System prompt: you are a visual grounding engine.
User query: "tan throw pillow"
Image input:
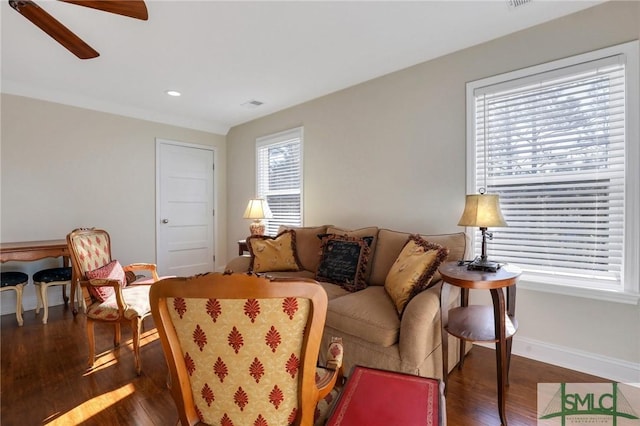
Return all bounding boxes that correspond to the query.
[277,225,330,272]
[247,230,302,273]
[384,235,449,316]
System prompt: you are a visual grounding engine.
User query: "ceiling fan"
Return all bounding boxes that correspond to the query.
[8,0,148,59]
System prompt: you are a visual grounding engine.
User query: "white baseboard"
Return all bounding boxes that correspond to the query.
[476,337,640,383]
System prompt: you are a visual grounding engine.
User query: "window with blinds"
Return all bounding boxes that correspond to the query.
[467,41,639,292]
[256,127,303,236]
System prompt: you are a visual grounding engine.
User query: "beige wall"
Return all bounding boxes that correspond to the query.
[1,94,227,311]
[226,1,639,378]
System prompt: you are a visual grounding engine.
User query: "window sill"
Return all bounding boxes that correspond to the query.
[517,279,640,305]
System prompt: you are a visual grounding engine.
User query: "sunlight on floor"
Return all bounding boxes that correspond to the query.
[82,351,120,375]
[44,383,135,425]
[82,329,160,375]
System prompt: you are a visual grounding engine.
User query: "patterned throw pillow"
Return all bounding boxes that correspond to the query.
[247,230,302,273]
[277,225,330,272]
[384,235,449,316]
[86,260,126,302]
[316,234,373,292]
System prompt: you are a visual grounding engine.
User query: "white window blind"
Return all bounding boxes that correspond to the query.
[256,128,303,236]
[467,42,639,293]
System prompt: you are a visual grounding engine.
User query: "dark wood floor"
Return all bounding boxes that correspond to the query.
[1,304,607,426]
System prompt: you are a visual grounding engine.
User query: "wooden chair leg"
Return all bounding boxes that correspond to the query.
[15,285,24,327]
[114,323,121,347]
[86,319,96,368]
[77,288,87,313]
[40,284,50,324]
[132,318,143,375]
[35,284,43,315]
[62,283,69,306]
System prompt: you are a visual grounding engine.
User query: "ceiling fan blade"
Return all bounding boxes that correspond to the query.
[9,0,99,59]
[59,0,148,20]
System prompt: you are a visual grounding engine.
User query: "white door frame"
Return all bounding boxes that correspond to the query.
[155,138,217,274]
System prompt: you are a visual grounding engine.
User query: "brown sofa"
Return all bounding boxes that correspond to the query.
[225,225,469,380]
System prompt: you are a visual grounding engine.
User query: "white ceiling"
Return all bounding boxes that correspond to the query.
[1,0,605,135]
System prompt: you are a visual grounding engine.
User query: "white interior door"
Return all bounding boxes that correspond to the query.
[157,139,215,277]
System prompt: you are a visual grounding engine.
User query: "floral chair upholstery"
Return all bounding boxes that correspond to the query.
[150,272,344,426]
[66,227,160,374]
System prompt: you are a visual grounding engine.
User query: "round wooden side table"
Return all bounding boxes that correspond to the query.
[438,261,521,426]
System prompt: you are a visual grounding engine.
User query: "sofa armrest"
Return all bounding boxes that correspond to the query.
[398,286,441,368]
[398,282,460,369]
[225,256,251,273]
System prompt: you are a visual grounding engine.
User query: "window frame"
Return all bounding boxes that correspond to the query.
[255,127,304,236]
[465,41,639,304]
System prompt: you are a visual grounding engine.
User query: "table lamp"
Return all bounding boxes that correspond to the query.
[243,198,273,236]
[458,191,507,272]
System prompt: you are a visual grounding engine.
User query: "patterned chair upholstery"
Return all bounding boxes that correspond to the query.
[150,272,344,426]
[66,228,160,375]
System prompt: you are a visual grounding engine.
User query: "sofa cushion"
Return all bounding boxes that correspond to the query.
[317,281,352,300]
[326,286,400,348]
[86,284,151,320]
[247,230,302,273]
[316,234,372,292]
[326,226,379,281]
[370,229,467,286]
[258,270,317,281]
[278,225,330,272]
[384,235,449,316]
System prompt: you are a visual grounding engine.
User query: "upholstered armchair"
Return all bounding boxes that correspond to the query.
[150,272,344,426]
[66,228,160,375]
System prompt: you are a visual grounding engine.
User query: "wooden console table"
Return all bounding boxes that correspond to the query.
[0,239,74,310]
[0,240,68,263]
[439,261,521,426]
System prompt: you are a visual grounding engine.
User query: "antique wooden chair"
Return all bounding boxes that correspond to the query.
[150,272,344,426]
[0,271,28,326]
[33,266,73,324]
[66,228,160,374]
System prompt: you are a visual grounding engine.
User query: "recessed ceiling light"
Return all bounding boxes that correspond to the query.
[166,90,181,97]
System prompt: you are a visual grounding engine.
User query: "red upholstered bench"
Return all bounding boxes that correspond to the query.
[326,366,445,425]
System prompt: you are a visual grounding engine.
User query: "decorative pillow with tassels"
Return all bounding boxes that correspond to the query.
[316,234,373,292]
[384,235,449,316]
[247,230,302,273]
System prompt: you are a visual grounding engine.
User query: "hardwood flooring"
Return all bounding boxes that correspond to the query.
[1,304,607,425]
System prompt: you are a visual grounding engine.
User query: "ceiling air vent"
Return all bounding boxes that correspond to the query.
[507,0,532,9]
[241,99,264,109]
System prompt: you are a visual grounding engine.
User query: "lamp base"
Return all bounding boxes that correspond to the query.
[465,257,503,272]
[249,220,265,236]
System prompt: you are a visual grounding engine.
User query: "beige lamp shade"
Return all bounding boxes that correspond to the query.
[458,194,507,228]
[243,198,273,236]
[243,198,273,220]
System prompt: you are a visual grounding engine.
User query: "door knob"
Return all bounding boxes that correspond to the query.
[161,219,169,224]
